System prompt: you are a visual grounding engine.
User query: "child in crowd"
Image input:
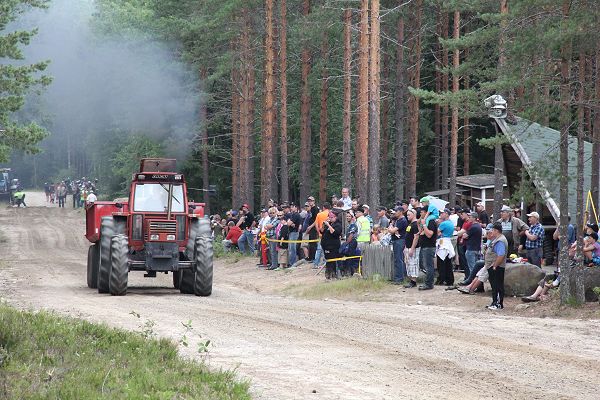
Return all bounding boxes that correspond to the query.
[420,196,439,225]
[371,225,381,244]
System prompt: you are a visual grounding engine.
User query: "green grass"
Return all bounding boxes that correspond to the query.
[283,275,392,300]
[0,304,251,400]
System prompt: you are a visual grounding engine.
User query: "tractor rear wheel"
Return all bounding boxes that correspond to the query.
[109,234,129,296]
[86,244,99,289]
[193,218,213,296]
[98,217,125,293]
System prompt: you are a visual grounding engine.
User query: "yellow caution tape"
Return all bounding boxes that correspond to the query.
[265,237,321,243]
[322,255,363,263]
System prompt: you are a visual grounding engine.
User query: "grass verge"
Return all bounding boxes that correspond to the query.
[0,303,251,400]
[283,275,392,300]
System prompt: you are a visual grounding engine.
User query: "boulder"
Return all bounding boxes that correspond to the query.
[503,263,546,297]
[584,266,600,302]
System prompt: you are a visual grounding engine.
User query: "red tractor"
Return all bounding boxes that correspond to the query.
[85,158,213,296]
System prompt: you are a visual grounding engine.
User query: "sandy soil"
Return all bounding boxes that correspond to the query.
[1,192,599,400]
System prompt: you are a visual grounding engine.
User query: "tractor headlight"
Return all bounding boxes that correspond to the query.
[150,234,159,241]
[166,234,175,241]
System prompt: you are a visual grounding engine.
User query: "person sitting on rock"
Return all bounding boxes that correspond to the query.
[522,274,560,302]
[582,232,600,264]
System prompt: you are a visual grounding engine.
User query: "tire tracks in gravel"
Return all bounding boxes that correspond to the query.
[1,193,599,400]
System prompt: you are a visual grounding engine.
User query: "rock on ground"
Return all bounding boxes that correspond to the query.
[504,263,546,297]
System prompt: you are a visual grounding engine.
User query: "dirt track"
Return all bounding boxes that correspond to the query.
[1,192,599,399]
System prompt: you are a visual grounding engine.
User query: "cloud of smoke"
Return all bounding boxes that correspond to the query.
[17,0,199,161]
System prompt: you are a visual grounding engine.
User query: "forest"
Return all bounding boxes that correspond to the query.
[2,0,599,219]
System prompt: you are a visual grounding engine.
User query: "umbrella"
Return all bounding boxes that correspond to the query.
[427,196,448,211]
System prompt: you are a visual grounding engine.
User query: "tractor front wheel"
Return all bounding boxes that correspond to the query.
[98,217,124,293]
[87,244,99,289]
[109,234,129,296]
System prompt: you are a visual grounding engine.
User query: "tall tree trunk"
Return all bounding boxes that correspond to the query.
[356,0,369,202]
[299,0,312,202]
[231,68,240,209]
[394,16,405,201]
[559,0,575,305]
[199,68,210,213]
[247,64,256,210]
[441,11,449,190]
[449,10,460,207]
[279,0,289,203]
[381,52,390,206]
[573,51,587,303]
[463,50,470,176]
[319,37,329,204]
[239,23,250,207]
[368,0,381,212]
[494,0,509,221]
[406,0,423,197]
[593,44,600,210]
[261,0,275,207]
[433,9,442,191]
[342,8,353,192]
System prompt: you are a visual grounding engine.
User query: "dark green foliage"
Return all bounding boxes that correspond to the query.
[0,0,51,162]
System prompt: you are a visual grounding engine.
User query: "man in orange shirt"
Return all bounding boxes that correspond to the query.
[313,202,331,268]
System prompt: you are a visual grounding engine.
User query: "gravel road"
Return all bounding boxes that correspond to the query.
[1,192,599,399]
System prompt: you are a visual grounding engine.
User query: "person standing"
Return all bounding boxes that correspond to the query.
[313,202,331,268]
[403,208,421,288]
[320,211,342,279]
[496,205,528,255]
[355,206,371,251]
[236,203,256,255]
[524,211,545,267]
[418,207,437,290]
[340,187,352,209]
[475,202,489,225]
[463,212,482,281]
[485,223,508,310]
[375,206,390,228]
[389,206,408,284]
[305,196,320,261]
[57,182,67,208]
[287,203,302,266]
[436,208,455,286]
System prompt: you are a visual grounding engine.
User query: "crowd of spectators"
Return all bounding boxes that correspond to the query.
[44,177,98,208]
[209,190,597,309]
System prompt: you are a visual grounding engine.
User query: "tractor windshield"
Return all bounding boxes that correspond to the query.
[133,183,185,212]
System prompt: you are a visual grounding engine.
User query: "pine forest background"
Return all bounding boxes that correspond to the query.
[4,0,600,217]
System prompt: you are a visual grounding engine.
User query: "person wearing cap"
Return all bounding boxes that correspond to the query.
[388,206,408,284]
[585,222,599,236]
[355,206,371,251]
[419,196,439,225]
[475,202,489,225]
[403,208,421,288]
[524,211,544,267]
[583,232,600,262]
[458,212,482,282]
[496,205,529,255]
[305,196,320,261]
[417,207,437,290]
[320,210,343,279]
[376,206,390,229]
[485,222,508,310]
[287,203,303,266]
[436,208,456,286]
[236,203,256,255]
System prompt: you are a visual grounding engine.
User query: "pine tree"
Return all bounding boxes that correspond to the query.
[0,0,51,162]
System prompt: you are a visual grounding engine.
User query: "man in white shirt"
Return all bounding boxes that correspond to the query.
[340,187,352,210]
[86,191,97,206]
